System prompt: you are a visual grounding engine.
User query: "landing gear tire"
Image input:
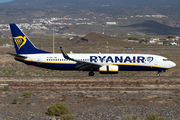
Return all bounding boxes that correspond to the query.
[157,73,160,77]
[89,71,94,76]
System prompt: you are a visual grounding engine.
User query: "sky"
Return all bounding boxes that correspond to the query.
[0,0,13,3]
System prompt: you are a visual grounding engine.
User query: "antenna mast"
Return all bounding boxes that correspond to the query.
[106,39,109,53]
[53,28,54,53]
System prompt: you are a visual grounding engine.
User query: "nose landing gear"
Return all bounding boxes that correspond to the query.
[157,70,166,77]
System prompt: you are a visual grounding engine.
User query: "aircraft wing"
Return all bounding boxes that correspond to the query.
[60,47,102,70]
[7,52,27,59]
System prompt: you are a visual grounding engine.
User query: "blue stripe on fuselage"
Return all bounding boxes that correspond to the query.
[15,58,168,71]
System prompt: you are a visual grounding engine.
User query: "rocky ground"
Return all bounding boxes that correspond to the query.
[0,77,180,120]
[0,40,180,120]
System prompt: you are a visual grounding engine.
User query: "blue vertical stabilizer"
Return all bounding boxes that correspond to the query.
[9,23,50,54]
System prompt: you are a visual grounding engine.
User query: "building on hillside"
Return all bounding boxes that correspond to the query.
[127,40,139,43]
[2,44,12,48]
[157,42,163,45]
[175,36,179,39]
[149,38,159,44]
[170,38,176,41]
[171,42,177,46]
[104,22,117,25]
[78,35,86,37]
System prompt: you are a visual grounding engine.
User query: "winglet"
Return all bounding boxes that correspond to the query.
[60,47,70,59]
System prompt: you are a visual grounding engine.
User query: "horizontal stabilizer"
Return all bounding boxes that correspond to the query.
[7,52,27,59]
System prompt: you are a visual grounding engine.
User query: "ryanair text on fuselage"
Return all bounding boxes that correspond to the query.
[90,56,153,63]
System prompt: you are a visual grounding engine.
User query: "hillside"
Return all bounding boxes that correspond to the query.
[1,0,180,18]
[121,20,180,35]
[84,32,115,43]
[1,0,180,17]
[0,0,180,36]
[3,0,180,7]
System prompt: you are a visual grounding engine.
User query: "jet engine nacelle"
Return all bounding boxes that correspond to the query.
[99,65,119,74]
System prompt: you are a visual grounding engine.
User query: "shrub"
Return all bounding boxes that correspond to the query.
[23,91,32,97]
[128,37,139,40]
[12,97,19,104]
[155,80,159,83]
[145,114,165,120]
[2,118,11,120]
[2,85,9,91]
[120,114,143,120]
[31,114,36,118]
[167,36,175,38]
[46,103,70,116]
[61,114,76,120]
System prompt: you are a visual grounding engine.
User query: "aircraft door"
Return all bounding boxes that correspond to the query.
[37,56,41,65]
[154,57,158,65]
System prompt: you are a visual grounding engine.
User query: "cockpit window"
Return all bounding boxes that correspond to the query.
[163,59,169,61]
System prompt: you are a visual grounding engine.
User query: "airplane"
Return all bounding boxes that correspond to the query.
[8,23,176,76]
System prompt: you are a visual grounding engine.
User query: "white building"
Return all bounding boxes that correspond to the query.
[171,42,177,46]
[149,38,159,44]
[104,22,117,25]
[3,44,12,47]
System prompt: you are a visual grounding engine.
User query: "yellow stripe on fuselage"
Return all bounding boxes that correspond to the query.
[100,70,118,72]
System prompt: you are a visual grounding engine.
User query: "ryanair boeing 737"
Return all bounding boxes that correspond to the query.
[8,23,176,76]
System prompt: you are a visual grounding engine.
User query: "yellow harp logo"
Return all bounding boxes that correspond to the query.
[13,36,27,50]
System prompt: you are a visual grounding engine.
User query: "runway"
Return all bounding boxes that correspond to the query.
[0,76,180,78]
[0,76,179,90]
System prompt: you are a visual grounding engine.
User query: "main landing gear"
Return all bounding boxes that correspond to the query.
[89,71,95,76]
[157,73,160,77]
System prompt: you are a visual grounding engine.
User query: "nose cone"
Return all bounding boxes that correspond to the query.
[170,61,176,68]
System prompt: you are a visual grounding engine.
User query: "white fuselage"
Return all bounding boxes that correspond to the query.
[16,53,176,71]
